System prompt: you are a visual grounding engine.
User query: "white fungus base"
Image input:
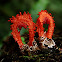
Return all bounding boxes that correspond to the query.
[40,37,55,48]
[20,41,39,52]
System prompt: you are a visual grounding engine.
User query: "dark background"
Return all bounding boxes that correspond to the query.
[0,0,62,49]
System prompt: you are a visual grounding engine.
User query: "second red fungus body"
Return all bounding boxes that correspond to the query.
[36,10,55,39]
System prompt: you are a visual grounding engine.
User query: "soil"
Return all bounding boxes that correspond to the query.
[0,29,62,62]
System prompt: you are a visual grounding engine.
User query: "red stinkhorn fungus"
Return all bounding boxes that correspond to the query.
[36,10,55,39]
[8,12,35,48]
[36,10,55,48]
[8,10,55,49]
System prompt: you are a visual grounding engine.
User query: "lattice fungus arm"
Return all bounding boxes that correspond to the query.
[8,12,35,49]
[36,10,55,48]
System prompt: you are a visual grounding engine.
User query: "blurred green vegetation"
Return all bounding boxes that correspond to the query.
[0,0,62,49]
[21,37,26,44]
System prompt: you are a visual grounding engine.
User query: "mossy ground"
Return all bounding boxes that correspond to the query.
[0,29,62,62]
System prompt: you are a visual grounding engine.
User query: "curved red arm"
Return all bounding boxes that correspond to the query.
[8,12,35,48]
[36,10,55,39]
